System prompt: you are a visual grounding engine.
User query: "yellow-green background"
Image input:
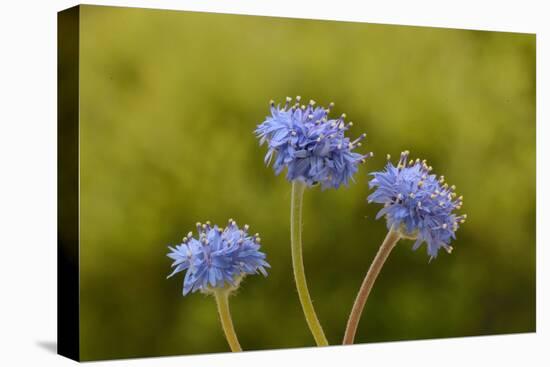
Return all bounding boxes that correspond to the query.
[78,5,536,361]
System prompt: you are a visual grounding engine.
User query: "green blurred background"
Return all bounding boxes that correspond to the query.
[77,5,536,361]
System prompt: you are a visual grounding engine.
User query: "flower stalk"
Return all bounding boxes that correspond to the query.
[343,229,401,344]
[214,289,242,352]
[291,181,329,346]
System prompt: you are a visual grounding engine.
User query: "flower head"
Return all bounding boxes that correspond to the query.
[255,97,372,189]
[167,219,270,295]
[368,151,466,259]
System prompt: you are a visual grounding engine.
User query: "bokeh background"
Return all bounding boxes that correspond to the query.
[77,5,536,361]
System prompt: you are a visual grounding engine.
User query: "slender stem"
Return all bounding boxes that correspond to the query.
[214,289,242,352]
[290,181,329,346]
[343,229,401,344]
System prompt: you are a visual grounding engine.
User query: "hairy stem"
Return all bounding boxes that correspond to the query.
[343,229,401,344]
[214,289,242,352]
[291,180,329,346]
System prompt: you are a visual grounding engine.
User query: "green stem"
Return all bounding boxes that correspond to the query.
[343,229,401,344]
[290,181,329,346]
[214,289,242,352]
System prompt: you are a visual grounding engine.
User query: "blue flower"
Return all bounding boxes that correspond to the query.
[167,219,270,295]
[255,97,372,189]
[368,151,466,259]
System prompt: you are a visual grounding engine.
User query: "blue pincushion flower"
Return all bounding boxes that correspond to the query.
[167,220,270,295]
[255,97,372,189]
[368,151,466,259]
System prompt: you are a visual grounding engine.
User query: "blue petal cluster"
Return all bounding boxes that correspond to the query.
[368,151,466,259]
[255,97,372,189]
[167,220,270,295]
